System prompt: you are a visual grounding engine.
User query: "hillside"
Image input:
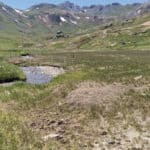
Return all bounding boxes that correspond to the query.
[0,1,149,50]
[48,11,150,50]
[83,3,141,18]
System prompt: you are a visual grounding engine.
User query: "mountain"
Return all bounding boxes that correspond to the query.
[0,2,33,34]
[51,6,150,51]
[0,2,143,35]
[24,2,144,33]
[131,3,150,16]
[82,3,141,18]
[59,1,81,12]
[23,2,119,35]
[1,1,150,49]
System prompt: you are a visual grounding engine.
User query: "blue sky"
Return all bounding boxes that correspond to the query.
[0,0,148,9]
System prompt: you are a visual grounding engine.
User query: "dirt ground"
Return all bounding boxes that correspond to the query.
[23,81,150,149]
[66,82,131,106]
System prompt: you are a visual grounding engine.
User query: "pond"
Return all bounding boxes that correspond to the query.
[20,66,64,84]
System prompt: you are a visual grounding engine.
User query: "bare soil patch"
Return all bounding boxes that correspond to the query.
[0,101,17,111]
[142,21,150,26]
[66,82,131,106]
[66,81,150,107]
[24,81,150,149]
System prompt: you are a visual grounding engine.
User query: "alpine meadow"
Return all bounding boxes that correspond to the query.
[0,1,150,149]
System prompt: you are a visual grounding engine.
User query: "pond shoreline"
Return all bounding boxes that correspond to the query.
[20,66,64,84]
[0,66,64,86]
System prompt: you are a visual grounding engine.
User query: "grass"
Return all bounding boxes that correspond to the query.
[46,13,150,51]
[0,63,26,83]
[0,48,149,149]
[1,12,150,52]
[0,13,150,148]
[0,112,43,150]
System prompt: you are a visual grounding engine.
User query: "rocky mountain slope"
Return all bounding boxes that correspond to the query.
[0,1,146,35]
[1,1,150,49]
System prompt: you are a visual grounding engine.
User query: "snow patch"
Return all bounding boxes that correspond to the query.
[2,7,7,11]
[2,7,9,13]
[137,10,141,14]
[38,15,42,20]
[15,9,27,17]
[75,16,80,20]
[14,9,23,15]
[70,20,77,25]
[42,17,48,24]
[14,19,19,23]
[60,17,67,22]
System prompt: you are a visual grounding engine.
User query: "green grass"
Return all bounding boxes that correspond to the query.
[0,63,26,83]
[0,49,149,149]
[45,13,150,51]
[0,112,43,150]
[0,12,150,148]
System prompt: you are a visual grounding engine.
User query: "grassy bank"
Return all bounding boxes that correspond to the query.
[0,63,26,83]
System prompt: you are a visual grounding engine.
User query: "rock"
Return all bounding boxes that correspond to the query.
[30,122,36,127]
[116,142,121,145]
[57,120,64,125]
[39,125,44,130]
[47,120,56,125]
[42,133,63,141]
[126,127,140,140]
[108,141,116,145]
[134,75,142,81]
[101,131,108,136]
[93,141,99,147]
[58,130,65,134]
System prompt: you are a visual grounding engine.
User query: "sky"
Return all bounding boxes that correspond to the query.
[0,0,148,9]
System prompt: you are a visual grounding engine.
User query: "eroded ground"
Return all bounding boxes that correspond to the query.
[22,81,150,150]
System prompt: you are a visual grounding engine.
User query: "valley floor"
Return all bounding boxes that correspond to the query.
[0,49,150,149]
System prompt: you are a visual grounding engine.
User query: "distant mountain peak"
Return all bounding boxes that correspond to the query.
[111,3,121,6]
[132,3,150,16]
[59,1,81,11]
[0,1,148,37]
[30,3,57,10]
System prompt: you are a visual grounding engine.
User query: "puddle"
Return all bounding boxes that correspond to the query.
[20,66,64,84]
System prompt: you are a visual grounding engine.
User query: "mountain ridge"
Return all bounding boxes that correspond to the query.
[0,1,150,49]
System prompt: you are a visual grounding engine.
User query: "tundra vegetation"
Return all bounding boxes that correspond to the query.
[0,1,150,150]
